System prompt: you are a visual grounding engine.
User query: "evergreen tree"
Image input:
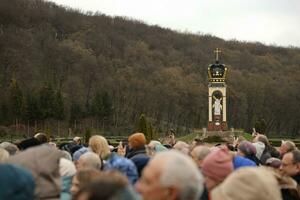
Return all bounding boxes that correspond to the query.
[136,114,157,142]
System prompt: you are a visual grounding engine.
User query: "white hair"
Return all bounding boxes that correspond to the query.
[0,148,9,163]
[79,152,102,170]
[59,158,76,177]
[155,150,204,200]
[173,141,190,155]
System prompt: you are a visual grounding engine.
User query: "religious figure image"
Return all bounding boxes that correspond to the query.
[212,95,222,115]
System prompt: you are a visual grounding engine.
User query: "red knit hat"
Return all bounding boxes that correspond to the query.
[202,148,233,182]
[128,133,146,150]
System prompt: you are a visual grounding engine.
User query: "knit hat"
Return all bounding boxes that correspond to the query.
[238,141,256,157]
[128,133,146,150]
[252,141,265,159]
[154,144,168,152]
[0,164,35,200]
[233,156,256,170]
[202,148,233,182]
[211,167,282,200]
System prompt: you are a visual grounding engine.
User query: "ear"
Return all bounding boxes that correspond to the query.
[166,186,180,200]
[296,163,300,172]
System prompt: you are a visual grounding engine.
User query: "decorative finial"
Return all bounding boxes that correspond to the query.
[214,48,222,61]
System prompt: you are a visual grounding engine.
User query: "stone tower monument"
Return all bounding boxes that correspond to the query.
[207,48,228,131]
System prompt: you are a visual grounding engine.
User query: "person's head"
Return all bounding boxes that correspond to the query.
[88,135,110,159]
[173,141,190,155]
[190,146,211,168]
[265,157,282,169]
[191,138,203,148]
[70,169,102,196]
[0,142,19,155]
[136,150,203,200]
[34,132,48,144]
[237,141,256,157]
[147,141,167,156]
[211,167,282,200]
[280,150,300,176]
[59,158,77,177]
[77,152,102,170]
[253,134,270,147]
[201,148,233,191]
[61,150,72,161]
[0,148,9,163]
[73,171,138,200]
[252,141,265,160]
[164,130,176,146]
[128,133,146,150]
[279,140,296,157]
[73,137,82,145]
[0,164,35,200]
[236,135,246,146]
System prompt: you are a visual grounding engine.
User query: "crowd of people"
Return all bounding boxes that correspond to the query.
[0,131,300,200]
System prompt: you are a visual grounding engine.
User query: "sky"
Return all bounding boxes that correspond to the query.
[48,0,300,47]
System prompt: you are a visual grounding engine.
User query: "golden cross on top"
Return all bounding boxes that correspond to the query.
[214,48,222,61]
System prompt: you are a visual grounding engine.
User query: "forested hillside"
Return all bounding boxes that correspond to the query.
[0,0,300,137]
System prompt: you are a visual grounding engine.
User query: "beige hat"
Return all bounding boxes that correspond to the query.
[211,167,282,200]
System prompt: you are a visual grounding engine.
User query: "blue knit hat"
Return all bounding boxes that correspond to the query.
[0,164,35,200]
[233,155,256,170]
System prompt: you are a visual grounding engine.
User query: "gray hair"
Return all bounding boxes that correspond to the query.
[0,148,9,163]
[0,142,18,155]
[283,140,296,152]
[156,150,204,200]
[291,150,300,164]
[60,150,72,161]
[192,146,211,161]
[79,152,102,170]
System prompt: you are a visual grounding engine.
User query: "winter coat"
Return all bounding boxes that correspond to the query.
[104,153,139,184]
[126,148,150,177]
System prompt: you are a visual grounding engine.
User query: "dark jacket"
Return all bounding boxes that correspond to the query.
[104,153,139,185]
[126,147,150,177]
